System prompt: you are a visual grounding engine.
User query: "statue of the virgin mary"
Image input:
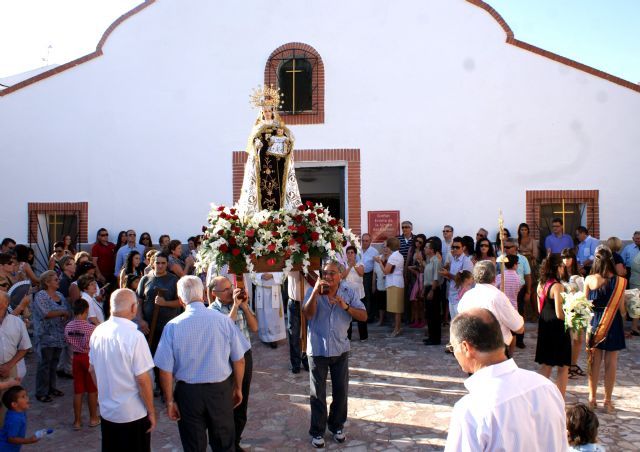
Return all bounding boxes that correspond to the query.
[237,85,302,217]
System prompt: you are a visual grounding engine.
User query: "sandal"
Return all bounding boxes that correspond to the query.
[569,365,586,378]
[36,395,53,403]
[50,389,64,397]
[588,399,598,410]
[89,420,101,428]
[603,400,615,414]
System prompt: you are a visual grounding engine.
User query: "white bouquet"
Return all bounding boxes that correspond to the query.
[625,288,640,319]
[561,291,594,333]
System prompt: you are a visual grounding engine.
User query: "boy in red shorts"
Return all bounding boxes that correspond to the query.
[64,299,99,430]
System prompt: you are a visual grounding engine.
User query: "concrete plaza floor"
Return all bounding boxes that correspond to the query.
[18,321,640,451]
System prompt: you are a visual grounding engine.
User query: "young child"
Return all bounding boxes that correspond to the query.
[0,386,41,449]
[566,403,606,451]
[454,270,474,300]
[497,254,522,309]
[63,298,99,430]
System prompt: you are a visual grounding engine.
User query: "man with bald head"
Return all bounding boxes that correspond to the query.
[89,289,156,451]
[155,276,249,452]
[445,308,567,452]
[0,291,31,424]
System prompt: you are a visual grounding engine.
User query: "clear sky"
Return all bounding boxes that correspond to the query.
[1,0,639,82]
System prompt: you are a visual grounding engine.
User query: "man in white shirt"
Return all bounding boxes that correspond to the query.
[458,261,524,354]
[90,289,156,451]
[445,308,567,452]
[0,291,31,425]
[357,233,379,322]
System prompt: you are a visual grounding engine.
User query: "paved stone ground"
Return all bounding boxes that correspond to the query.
[17,321,640,451]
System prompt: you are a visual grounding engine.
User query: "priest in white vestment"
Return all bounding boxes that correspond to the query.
[252,273,286,347]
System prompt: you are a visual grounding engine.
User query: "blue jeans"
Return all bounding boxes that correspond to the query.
[287,299,307,371]
[308,352,349,436]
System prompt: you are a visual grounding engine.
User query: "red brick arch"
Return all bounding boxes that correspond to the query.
[264,42,325,125]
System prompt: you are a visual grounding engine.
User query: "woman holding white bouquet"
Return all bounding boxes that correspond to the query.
[561,248,586,379]
[584,246,627,413]
[535,254,571,398]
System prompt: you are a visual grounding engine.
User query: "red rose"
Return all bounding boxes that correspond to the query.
[229,208,236,214]
[316,208,324,214]
[268,243,276,252]
[296,236,304,244]
[231,215,239,221]
[288,238,297,247]
[201,225,207,233]
[219,244,229,253]
[228,237,236,246]
[329,219,337,226]
[217,230,224,236]
[234,227,241,234]
[330,241,336,250]
[272,231,280,238]
[267,258,276,266]
[246,229,255,238]
[288,225,297,231]
[231,248,241,256]
[220,212,228,220]
[308,213,316,221]
[295,215,303,223]
[298,205,306,211]
[337,226,343,233]
[311,231,320,241]
[297,225,307,234]
[217,206,225,211]
[261,221,268,227]
[300,244,309,253]
[274,219,282,225]
[306,201,314,208]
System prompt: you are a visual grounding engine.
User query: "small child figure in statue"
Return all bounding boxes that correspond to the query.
[267,126,290,156]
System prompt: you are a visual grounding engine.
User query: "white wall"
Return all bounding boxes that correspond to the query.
[1,0,639,244]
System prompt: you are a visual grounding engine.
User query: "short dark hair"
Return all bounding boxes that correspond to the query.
[427,236,442,254]
[452,236,464,246]
[95,228,108,241]
[552,217,563,225]
[2,385,25,409]
[72,298,90,316]
[505,254,518,269]
[450,309,504,353]
[76,274,95,292]
[168,240,182,253]
[14,245,30,262]
[155,251,170,262]
[0,253,12,266]
[576,226,588,235]
[1,238,16,248]
[346,245,357,254]
[566,403,599,446]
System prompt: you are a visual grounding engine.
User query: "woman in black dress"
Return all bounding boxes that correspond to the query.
[535,254,571,398]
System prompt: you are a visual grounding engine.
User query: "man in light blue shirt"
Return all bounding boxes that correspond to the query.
[575,226,599,274]
[544,218,574,255]
[114,230,145,276]
[621,231,640,268]
[303,260,367,449]
[155,276,249,452]
[356,233,379,322]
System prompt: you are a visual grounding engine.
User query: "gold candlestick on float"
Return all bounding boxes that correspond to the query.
[496,210,508,293]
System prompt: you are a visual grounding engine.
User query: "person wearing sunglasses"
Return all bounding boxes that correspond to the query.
[440,237,473,322]
[91,228,116,286]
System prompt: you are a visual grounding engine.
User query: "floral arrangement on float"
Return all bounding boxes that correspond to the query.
[625,288,640,319]
[196,201,360,277]
[561,291,594,333]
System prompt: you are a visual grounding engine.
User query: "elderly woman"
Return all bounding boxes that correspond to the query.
[585,247,627,413]
[375,237,404,337]
[32,270,71,403]
[167,240,195,277]
[342,245,367,341]
[77,274,104,325]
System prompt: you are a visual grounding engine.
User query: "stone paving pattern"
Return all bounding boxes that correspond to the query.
[18,321,640,451]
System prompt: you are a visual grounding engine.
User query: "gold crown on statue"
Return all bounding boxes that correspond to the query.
[250,84,284,109]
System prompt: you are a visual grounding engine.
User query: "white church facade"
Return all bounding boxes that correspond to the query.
[1,0,639,260]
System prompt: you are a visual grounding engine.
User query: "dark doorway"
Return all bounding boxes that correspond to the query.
[296,166,345,222]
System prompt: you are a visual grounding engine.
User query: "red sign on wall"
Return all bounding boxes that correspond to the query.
[367,211,400,244]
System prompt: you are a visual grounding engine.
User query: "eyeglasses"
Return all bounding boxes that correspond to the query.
[451,245,461,249]
[212,287,232,293]
[402,226,411,229]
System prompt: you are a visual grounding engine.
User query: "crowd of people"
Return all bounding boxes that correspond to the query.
[0,221,638,450]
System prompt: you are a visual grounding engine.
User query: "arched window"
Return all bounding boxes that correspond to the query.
[264,43,324,125]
